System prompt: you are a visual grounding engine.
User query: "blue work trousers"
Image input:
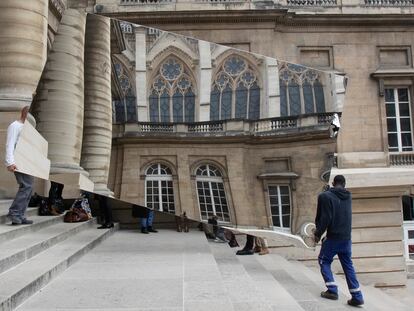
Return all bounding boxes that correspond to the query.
[140,210,154,228]
[318,239,363,302]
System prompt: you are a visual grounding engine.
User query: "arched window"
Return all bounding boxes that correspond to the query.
[113,59,137,123]
[279,63,326,116]
[195,164,230,222]
[149,57,196,123]
[210,55,261,121]
[145,163,175,213]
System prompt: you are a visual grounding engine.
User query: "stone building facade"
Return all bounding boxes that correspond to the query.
[0,0,413,288]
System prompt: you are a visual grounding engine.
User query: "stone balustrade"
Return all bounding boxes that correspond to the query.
[122,112,337,136]
[286,0,337,6]
[364,0,414,6]
[389,152,414,166]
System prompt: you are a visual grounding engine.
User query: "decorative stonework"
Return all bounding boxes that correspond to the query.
[49,0,66,15]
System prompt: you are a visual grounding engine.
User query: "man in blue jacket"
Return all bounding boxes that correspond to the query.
[314,175,364,307]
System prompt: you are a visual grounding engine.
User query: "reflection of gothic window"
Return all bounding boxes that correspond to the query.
[210,55,261,121]
[279,63,325,116]
[112,59,137,123]
[149,57,196,123]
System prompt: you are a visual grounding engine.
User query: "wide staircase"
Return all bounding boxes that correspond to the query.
[0,200,117,311]
[0,221,406,311]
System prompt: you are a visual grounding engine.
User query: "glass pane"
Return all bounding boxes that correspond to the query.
[303,82,314,114]
[172,90,183,122]
[288,82,301,116]
[388,133,398,148]
[248,83,260,120]
[281,196,290,205]
[114,100,126,123]
[270,204,280,216]
[399,103,410,117]
[221,85,233,119]
[210,86,220,121]
[398,88,409,102]
[149,92,159,122]
[386,118,397,132]
[408,230,414,239]
[160,90,170,122]
[280,186,289,196]
[235,84,248,119]
[282,205,290,215]
[385,103,396,117]
[272,216,280,227]
[125,96,137,123]
[282,215,290,228]
[400,118,412,132]
[314,81,325,113]
[270,196,279,205]
[385,89,395,102]
[184,90,195,123]
[401,133,412,147]
[280,80,288,117]
[268,186,278,196]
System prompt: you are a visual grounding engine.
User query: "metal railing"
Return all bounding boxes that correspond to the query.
[389,152,414,166]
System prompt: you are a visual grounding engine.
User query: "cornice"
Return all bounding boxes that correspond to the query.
[101,10,414,28]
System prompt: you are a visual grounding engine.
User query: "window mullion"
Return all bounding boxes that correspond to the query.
[208,181,216,217]
[395,89,403,152]
[277,186,283,228]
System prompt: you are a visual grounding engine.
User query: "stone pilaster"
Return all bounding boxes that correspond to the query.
[34,9,87,175]
[80,14,112,195]
[266,57,280,118]
[135,27,147,121]
[0,0,48,111]
[198,40,212,121]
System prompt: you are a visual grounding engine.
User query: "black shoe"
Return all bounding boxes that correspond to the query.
[148,226,158,233]
[320,290,338,300]
[347,298,364,307]
[97,223,114,229]
[141,227,149,234]
[236,249,254,255]
[21,218,33,225]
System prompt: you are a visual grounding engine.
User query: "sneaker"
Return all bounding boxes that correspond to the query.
[347,298,364,307]
[141,227,149,234]
[21,218,33,225]
[148,226,158,233]
[320,290,338,300]
[11,216,22,225]
[213,238,226,243]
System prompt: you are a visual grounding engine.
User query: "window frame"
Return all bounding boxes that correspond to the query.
[267,184,292,231]
[195,164,230,223]
[384,86,414,153]
[144,163,175,213]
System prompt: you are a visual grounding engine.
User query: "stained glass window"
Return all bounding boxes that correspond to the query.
[278,63,326,116]
[149,57,196,122]
[210,55,261,120]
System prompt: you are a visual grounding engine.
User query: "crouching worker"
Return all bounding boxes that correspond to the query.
[313,175,364,307]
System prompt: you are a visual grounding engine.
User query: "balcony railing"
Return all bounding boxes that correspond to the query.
[122,112,337,136]
[364,0,414,6]
[389,152,414,166]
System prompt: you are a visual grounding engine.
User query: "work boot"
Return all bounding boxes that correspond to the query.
[320,290,338,300]
[141,227,149,234]
[148,226,158,233]
[347,298,364,307]
[20,218,33,225]
[236,249,254,255]
[254,246,261,253]
[259,248,269,255]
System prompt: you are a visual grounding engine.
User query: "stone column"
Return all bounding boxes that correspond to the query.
[0,0,48,111]
[266,57,280,118]
[135,26,147,121]
[34,9,87,175]
[80,14,112,195]
[198,40,212,121]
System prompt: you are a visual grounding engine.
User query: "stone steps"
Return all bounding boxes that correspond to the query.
[208,241,305,311]
[0,202,118,311]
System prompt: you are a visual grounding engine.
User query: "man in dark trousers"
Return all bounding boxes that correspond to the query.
[314,175,364,307]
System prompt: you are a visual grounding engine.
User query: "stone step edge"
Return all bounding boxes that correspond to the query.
[0,215,64,244]
[0,207,38,224]
[0,224,118,311]
[0,218,97,275]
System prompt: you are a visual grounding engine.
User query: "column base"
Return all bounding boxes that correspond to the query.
[50,164,89,177]
[93,183,114,197]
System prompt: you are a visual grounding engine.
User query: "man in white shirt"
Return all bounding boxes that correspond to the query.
[5,106,34,225]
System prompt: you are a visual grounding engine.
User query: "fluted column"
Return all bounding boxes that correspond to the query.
[80,14,112,195]
[0,0,48,111]
[34,9,87,174]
